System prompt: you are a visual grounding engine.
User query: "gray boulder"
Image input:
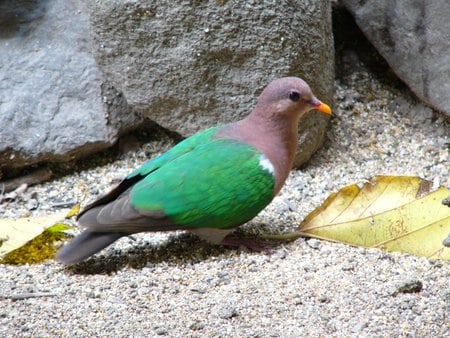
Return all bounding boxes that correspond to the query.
[342,0,450,118]
[0,0,142,171]
[88,0,335,166]
[0,0,334,174]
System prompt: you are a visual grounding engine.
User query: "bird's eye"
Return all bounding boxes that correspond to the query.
[289,91,300,102]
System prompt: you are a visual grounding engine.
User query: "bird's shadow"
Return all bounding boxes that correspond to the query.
[63,230,274,275]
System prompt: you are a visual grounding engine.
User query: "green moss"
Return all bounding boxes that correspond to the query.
[0,223,73,265]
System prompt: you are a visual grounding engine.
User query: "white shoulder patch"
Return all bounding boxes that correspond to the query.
[259,154,275,175]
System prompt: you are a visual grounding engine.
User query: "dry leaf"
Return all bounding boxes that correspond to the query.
[66,203,81,218]
[0,211,73,263]
[298,175,450,260]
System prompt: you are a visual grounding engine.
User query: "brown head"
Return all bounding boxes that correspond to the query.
[252,76,331,122]
[219,77,332,194]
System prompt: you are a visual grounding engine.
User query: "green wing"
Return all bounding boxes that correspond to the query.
[130,137,275,229]
[127,127,219,179]
[77,127,222,218]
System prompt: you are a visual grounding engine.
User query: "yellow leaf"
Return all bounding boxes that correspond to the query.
[0,211,72,264]
[298,175,450,260]
[66,203,81,218]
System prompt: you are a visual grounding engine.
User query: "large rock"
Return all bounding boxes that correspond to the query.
[89,0,335,166]
[0,0,143,172]
[342,0,450,118]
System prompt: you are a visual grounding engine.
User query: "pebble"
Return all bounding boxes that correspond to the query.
[352,321,368,333]
[217,306,239,319]
[189,320,205,331]
[306,238,321,249]
[394,279,424,295]
[155,327,168,335]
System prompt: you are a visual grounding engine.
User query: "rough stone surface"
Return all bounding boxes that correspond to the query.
[341,0,450,118]
[0,0,143,171]
[89,0,335,166]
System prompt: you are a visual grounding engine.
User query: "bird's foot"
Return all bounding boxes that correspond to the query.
[219,234,276,253]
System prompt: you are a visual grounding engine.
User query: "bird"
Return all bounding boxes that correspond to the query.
[56,77,332,264]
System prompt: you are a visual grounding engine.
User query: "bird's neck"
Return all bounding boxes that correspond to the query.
[218,112,299,195]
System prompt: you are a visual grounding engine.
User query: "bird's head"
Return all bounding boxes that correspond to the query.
[254,77,332,120]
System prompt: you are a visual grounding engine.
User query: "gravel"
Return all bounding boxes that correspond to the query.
[1,60,449,336]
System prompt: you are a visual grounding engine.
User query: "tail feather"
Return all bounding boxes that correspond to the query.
[56,231,125,264]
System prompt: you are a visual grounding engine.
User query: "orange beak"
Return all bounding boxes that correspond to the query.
[314,101,332,115]
[309,97,332,115]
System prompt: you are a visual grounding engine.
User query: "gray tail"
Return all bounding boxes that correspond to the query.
[56,231,125,264]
